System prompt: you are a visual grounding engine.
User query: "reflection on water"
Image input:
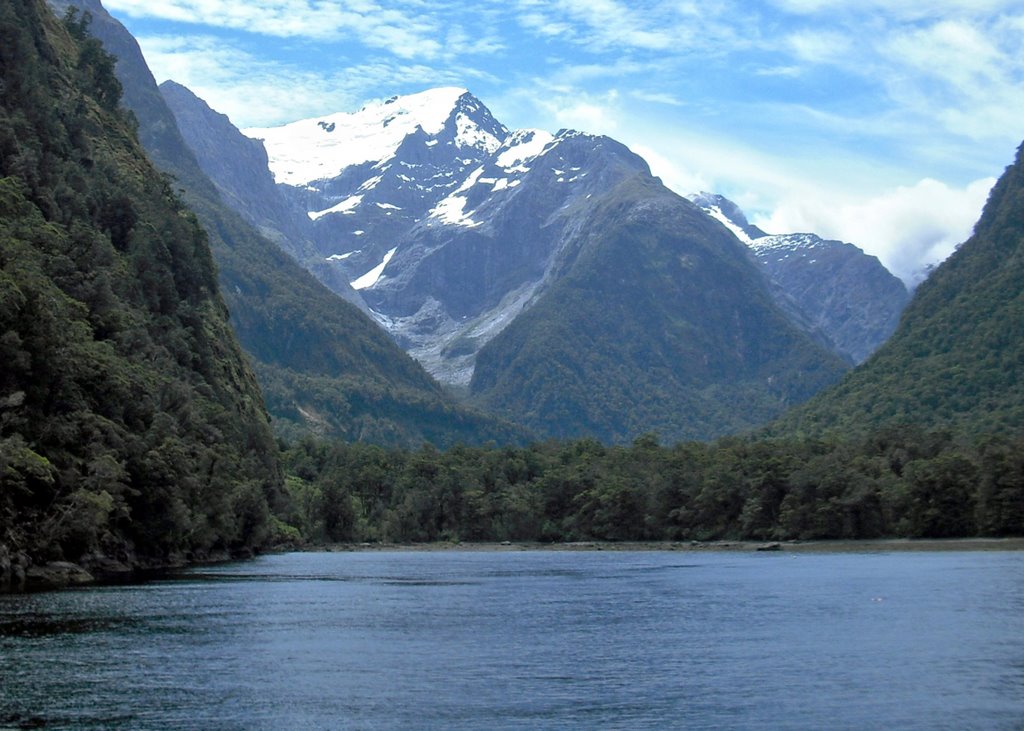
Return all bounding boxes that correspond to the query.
[1,550,1023,730]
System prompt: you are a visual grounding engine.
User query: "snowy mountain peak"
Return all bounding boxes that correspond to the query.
[449,91,508,153]
[495,129,556,171]
[688,192,768,244]
[752,233,826,253]
[244,87,508,187]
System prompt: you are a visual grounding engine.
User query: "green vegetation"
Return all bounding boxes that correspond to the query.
[4,2,1020,582]
[279,428,1024,543]
[776,143,1024,437]
[1,0,283,570]
[278,143,1024,546]
[471,175,848,443]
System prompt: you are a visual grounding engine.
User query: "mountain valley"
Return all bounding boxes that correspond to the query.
[163,82,894,441]
[2,0,1022,591]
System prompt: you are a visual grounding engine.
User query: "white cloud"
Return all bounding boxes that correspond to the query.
[629,91,684,107]
[106,0,447,58]
[503,85,624,137]
[629,144,710,196]
[136,35,470,127]
[755,177,996,283]
[785,30,854,64]
[881,18,1024,141]
[511,0,745,55]
[768,0,1021,18]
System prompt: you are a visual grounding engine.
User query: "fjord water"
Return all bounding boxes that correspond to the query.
[1,551,1022,730]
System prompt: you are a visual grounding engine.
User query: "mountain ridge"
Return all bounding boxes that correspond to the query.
[170,81,852,442]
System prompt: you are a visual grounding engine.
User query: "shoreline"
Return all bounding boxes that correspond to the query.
[310,536,1024,554]
[7,537,1022,593]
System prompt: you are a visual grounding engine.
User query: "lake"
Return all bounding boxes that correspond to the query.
[1,549,1023,730]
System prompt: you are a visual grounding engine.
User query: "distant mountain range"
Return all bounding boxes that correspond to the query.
[165,84,879,441]
[48,0,917,444]
[689,192,910,364]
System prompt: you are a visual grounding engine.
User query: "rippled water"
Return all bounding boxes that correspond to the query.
[1,550,1023,730]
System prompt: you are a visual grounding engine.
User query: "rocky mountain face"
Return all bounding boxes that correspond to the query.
[158,80,368,312]
[690,193,910,364]
[242,90,562,383]
[748,234,910,364]
[49,0,522,447]
[159,83,318,262]
[364,128,660,386]
[247,88,509,280]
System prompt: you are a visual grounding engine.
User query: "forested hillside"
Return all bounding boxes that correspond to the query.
[470,175,847,442]
[0,0,284,586]
[777,143,1024,437]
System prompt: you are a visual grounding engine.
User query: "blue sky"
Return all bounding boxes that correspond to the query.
[102,0,1024,282]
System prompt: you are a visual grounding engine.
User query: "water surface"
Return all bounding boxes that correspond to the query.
[1,550,1022,729]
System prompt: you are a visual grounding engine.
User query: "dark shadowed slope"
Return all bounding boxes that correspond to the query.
[1,0,282,580]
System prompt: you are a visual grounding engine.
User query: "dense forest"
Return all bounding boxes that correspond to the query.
[278,428,1024,545]
[0,0,285,586]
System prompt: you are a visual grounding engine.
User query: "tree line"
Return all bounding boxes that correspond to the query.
[277,426,1024,545]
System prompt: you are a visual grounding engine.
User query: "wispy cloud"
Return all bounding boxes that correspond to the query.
[136,35,473,127]
[784,30,854,64]
[107,0,455,58]
[881,17,1024,141]
[512,0,748,55]
[765,7,1024,147]
[769,0,1021,19]
[629,91,685,107]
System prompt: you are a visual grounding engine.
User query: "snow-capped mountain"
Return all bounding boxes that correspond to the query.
[688,192,768,244]
[242,88,655,384]
[245,88,509,296]
[167,84,849,441]
[362,129,651,384]
[689,193,910,363]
